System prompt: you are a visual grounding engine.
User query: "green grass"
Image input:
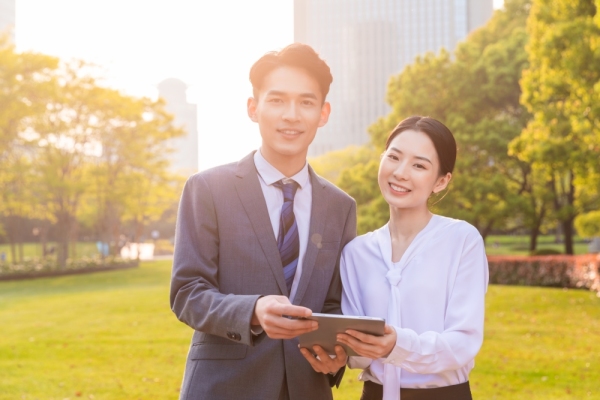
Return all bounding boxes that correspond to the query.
[1,261,599,399]
[485,235,590,256]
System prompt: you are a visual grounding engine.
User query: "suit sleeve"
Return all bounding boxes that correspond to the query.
[170,174,261,346]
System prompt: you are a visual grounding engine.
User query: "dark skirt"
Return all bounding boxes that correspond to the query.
[361,380,473,400]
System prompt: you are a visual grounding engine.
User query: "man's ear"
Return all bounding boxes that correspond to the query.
[247,97,258,122]
[433,172,452,194]
[318,101,331,127]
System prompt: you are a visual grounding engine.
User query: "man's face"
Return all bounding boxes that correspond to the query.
[247,66,330,165]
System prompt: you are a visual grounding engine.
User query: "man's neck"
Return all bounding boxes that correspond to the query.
[259,148,307,178]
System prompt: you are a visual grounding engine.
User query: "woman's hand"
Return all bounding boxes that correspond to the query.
[336,325,397,359]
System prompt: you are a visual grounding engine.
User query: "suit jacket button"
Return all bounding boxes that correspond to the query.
[233,333,241,341]
[226,331,234,339]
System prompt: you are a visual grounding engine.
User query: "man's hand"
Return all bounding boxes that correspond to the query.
[300,345,347,374]
[336,325,397,359]
[252,295,318,339]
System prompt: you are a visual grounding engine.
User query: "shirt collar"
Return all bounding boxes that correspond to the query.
[254,149,310,189]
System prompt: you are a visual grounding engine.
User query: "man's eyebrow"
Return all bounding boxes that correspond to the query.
[265,90,318,100]
[389,147,432,164]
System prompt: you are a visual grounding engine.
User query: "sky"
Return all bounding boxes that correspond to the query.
[15,0,505,171]
[16,0,294,171]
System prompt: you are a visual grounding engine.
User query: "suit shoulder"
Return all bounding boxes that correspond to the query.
[318,176,355,205]
[186,162,238,186]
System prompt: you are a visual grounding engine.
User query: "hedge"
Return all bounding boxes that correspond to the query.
[488,254,600,294]
[0,256,139,281]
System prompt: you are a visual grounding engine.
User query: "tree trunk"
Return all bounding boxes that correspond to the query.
[563,171,576,255]
[528,203,546,253]
[6,216,17,264]
[563,218,574,255]
[56,212,71,269]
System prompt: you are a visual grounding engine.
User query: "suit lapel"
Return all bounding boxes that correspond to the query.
[293,166,328,305]
[234,152,288,296]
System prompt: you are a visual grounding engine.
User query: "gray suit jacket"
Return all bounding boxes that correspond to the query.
[170,152,357,400]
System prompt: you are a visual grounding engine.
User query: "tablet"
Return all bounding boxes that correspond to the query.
[298,313,385,356]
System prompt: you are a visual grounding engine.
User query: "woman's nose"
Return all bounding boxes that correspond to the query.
[393,163,409,180]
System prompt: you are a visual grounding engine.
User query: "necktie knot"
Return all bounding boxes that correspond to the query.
[274,180,299,202]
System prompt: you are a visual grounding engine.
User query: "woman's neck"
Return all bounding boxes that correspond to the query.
[388,205,433,242]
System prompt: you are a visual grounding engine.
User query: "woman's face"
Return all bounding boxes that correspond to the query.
[378,129,451,211]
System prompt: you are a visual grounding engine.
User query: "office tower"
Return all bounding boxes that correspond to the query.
[0,0,15,42]
[295,0,494,156]
[157,78,199,176]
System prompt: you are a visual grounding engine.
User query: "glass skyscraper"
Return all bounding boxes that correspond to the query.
[294,0,494,156]
[0,0,15,42]
[157,78,199,176]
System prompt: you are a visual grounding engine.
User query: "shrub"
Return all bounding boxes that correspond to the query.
[488,254,600,294]
[0,255,138,280]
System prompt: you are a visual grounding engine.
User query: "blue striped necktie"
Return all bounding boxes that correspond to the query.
[273,180,299,293]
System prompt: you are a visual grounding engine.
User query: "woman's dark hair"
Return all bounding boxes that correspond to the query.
[249,43,333,101]
[385,116,457,176]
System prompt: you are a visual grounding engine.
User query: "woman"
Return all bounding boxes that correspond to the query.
[337,116,488,400]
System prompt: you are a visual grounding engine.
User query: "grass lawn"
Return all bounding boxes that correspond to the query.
[1,261,599,399]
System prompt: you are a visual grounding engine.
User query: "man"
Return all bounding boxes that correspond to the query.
[170,43,356,400]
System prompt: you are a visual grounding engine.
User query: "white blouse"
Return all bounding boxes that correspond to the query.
[341,215,488,400]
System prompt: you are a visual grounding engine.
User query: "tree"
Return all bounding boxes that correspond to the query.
[0,36,59,262]
[338,0,538,241]
[515,0,600,254]
[81,91,185,253]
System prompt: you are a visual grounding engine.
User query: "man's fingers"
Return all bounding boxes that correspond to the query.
[300,348,327,373]
[274,303,312,318]
[262,315,317,339]
[334,344,347,359]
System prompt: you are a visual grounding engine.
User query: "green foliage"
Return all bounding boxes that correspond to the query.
[309,145,377,184]
[337,0,537,240]
[514,0,600,253]
[575,210,600,237]
[0,41,186,266]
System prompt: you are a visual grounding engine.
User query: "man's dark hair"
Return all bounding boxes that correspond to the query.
[249,43,333,101]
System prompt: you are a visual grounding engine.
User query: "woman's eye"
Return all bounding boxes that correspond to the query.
[387,154,398,161]
[415,164,425,169]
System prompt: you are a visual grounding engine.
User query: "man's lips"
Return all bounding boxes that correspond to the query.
[390,183,411,193]
[277,129,303,135]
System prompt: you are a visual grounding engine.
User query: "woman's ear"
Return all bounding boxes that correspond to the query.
[433,172,452,194]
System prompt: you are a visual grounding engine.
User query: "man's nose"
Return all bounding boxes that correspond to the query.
[282,102,300,122]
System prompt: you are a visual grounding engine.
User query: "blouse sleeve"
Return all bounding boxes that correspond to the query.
[340,249,373,370]
[383,229,489,374]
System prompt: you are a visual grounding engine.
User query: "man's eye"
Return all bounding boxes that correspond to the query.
[302,100,314,106]
[268,98,282,103]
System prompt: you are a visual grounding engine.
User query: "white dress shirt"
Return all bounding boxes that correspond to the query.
[254,150,312,302]
[341,215,488,400]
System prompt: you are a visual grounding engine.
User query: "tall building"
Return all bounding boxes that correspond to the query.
[0,0,15,42]
[294,0,494,156]
[157,78,199,176]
